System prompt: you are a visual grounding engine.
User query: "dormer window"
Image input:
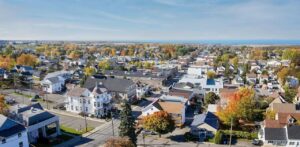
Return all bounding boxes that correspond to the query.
[288,117,295,124]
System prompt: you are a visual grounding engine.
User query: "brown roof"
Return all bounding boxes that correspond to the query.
[270,103,297,113]
[158,101,185,114]
[264,120,284,128]
[219,88,238,100]
[169,89,193,99]
[278,113,300,124]
[247,73,257,78]
[67,87,87,97]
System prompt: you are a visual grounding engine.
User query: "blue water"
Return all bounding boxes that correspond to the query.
[133,40,300,45]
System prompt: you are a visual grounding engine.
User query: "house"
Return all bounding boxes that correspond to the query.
[41,76,65,93]
[84,77,137,103]
[169,88,195,104]
[219,88,239,107]
[199,78,223,95]
[190,112,219,140]
[141,99,186,127]
[65,85,112,118]
[232,75,244,86]
[0,114,29,147]
[246,72,257,84]
[268,103,299,113]
[259,113,300,146]
[9,103,61,143]
[216,66,225,75]
[267,60,282,68]
[136,82,150,99]
[19,66,34,74]
[286,76,299,88]
[259,74,269,84]
[187,66,204,76]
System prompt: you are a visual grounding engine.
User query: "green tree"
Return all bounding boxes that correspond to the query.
[283,85,297,103]
[214,131,223,144]
[207,71,216,79]
[142,111,175,137]
[119,101,137,145]
[204,92,220,106]
[265,110,276,120]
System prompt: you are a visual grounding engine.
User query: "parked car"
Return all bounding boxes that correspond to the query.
[252,139,263,146]
[5,97,16,105]
[141,130,157,135]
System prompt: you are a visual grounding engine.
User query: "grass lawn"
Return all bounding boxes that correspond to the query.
[31,134,74,147]
[60,125,94,136]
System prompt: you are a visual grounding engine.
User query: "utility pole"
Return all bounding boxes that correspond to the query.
[111,111,115,136]
[82,97,88,133]
[229,118,233,147]
[143,133,145,147]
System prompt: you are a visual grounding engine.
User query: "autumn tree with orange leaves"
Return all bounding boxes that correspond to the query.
[142,111,175,137]
[0,95,8,115]
[16,54,38,66]
[0,56,15,70]
[217,87,255,125]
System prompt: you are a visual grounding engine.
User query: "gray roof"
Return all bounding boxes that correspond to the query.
[47,77,60,84]
[191,112,219,130]
[22,109,55,126]
[264,128,287,140]
[16,103,44,114]
[287,125,300,140]
[84,77,135,93]
[0,115,25,139]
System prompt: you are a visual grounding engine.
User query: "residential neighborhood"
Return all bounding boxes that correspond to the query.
[1,0,300,147]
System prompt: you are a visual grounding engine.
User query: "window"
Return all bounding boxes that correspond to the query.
[2,139,6,144]
[97,102,100,107]
[75,106,78,111]
[88,100,90,104]
[80,99,82,103]
[18,132,22,138]
[71,105,73,110]
[83,99,86,104]
[290,142,295,145]
[19,142,23,147]
[268,141,273,144]
[94,102,96,107]
[86,107,88,112]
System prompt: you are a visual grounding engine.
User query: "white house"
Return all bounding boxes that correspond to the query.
[0,114,29,147]
[41,76,65,93]
[9,103,60,143]
[65,85,112,117]
[187,66,204,76]
[199,78,223,95]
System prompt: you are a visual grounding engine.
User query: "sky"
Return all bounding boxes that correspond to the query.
[0,0,300,41]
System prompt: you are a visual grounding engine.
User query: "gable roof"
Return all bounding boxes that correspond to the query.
[169,89,193,99]
[0,115,26,139]
[287,125,300,139]
[264,128,287,140]
[84,77,135,93]
[47,77,60,84]
[158,101,185,114]
[67,87,88,97]
[270,103,297,113]
[191,112,219,129]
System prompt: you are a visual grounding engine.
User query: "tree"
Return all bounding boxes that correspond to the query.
[214,131,223,144]
[110,48,116,56]
[217,87,255,125]
[207,71,216,79]
[0,56,15,70]
[265,110,276,120]
[16,54,38,66]
[0,95,8,115]
[119,101,137,145]
[84,67,96,76]
[68,50,81,59]
[204,92,220,106]
[277,67,289,84]
[142,111,175,137]
[283,85,297,103]
[104,137,135,147]
[98,60,111,70]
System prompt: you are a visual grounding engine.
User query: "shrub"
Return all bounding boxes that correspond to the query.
[221,130,257,140]
[214,131,223,144]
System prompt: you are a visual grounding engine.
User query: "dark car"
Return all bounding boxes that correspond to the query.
[252,139,263,146]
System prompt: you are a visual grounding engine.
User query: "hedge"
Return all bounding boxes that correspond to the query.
[221,130,257,140]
